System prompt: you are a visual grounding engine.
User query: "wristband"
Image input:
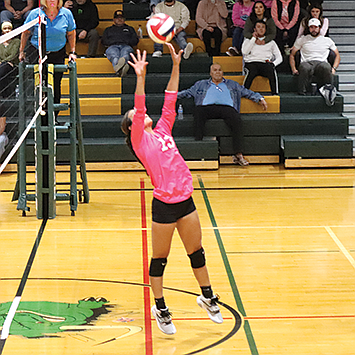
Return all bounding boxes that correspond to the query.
[332,66,337,71]
[70,51,77,55]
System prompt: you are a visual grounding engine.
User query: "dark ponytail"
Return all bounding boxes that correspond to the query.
[121,110,144,166]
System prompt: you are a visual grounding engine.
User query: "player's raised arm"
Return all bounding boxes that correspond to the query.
[165,43,183,92]
[129,49,148,96]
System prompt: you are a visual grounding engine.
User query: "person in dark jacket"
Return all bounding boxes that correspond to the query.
[64,0,100,57]
[101,10,139,77]
[1,0,34,25]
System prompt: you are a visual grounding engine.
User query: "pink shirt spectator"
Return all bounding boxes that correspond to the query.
[232,1,254,29]
[263,0,273,7]
[271,0,300,30]
[131,92,193,204]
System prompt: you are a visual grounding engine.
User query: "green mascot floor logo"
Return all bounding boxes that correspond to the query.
[0,297,111,338]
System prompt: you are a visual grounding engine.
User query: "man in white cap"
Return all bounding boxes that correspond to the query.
[289,17,340,106]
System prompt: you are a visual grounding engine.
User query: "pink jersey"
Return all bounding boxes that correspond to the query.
[131,92,193,204]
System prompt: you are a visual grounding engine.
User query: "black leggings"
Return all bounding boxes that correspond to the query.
[194,104,244,153]
[202,27,223,57]
[244,62,278,95]
[0,62,16,97]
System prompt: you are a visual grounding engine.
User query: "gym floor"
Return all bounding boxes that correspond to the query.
[1,165,355,355]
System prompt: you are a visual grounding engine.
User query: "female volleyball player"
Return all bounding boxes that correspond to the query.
[121,44,223,335]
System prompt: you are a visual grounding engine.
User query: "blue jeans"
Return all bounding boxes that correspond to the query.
[105,45,133,67]
[0,9,31,24]
[232,26,244,51]
[154,31,188,52]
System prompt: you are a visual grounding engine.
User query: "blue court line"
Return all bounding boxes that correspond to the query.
[198,176,259,355]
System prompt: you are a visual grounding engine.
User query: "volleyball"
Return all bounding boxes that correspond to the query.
[146,13,175,44]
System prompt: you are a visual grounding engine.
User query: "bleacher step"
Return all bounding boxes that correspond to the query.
[281,135,353,159]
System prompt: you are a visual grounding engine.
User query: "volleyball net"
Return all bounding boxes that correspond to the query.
[0,16,41,173]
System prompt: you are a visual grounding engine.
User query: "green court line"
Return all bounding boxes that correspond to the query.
[198,177,259,355]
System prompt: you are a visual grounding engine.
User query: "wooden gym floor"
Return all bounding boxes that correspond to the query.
[1,165,355,354]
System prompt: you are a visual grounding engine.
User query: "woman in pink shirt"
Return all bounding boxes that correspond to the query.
[121,43,223,336]
[271,0,300,54]
[228,0,254,56]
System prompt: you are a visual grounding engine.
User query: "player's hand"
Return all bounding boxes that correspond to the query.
[165,42,182,66]
[129,49,148,77]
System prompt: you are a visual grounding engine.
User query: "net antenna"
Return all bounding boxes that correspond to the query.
[0,17,40,175]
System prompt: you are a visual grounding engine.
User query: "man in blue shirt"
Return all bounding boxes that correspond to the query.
[178,62,267,165]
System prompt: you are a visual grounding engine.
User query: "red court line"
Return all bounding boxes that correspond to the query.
[140,179,153,355]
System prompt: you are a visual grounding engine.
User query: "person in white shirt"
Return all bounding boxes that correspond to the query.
[242,20,283,95]
[289,18,340,105]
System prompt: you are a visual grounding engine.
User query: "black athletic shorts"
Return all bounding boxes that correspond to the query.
[152,196,196,224]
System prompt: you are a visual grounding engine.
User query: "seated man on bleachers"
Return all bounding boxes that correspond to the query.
[1,0,34,26]
[242,20,282,95]
[101,10,139,77]
[64,0,100,58]
[0,105,9,159]
[289,18,340,106]
[152,0,193,59]
[177,62,268,166]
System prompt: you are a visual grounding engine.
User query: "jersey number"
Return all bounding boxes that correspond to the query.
[158,135,175,152]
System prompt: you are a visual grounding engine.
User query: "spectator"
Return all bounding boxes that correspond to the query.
[64,0,100,58]
[289,18,340,106]
[227,0,254,57]
[177,62,268,166]
[297,2,328,39]
[271,0,301,55]
[0,104,8,159]
[152,0,193,59]
[0,21,20,97]
[20,0,76,123]
[1,0,34,26]
[196,0,228,57]
[101,10,138,77]
[263,0,273,7]
[242,20,282,95]
[244,1,276,45]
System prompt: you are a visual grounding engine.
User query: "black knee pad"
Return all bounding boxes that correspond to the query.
[149,258,167,277]
[188,248,206,269]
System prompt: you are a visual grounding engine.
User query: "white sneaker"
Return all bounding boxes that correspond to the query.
[197,295,223,324]
[152,50,162,58]
[183,42,193,59]
[151,305,176,335]
[226,46,239,56]
[113,57,125,74]
[118,63,130,77]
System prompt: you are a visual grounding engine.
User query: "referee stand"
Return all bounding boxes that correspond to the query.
[12,60,90,219]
